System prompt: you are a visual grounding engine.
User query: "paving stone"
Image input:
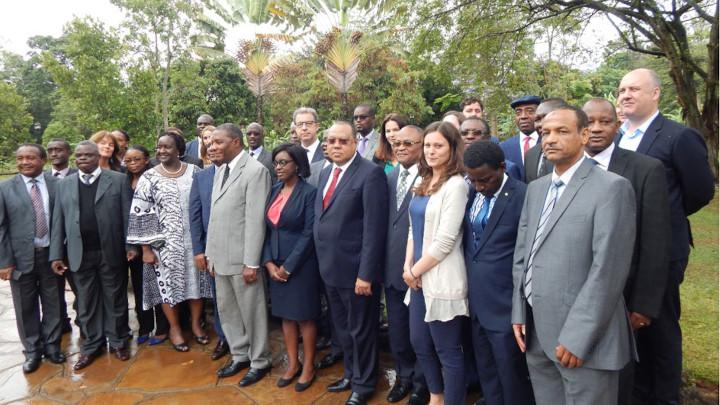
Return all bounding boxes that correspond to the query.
[78,391,145,405]
[117,347,218,391]
[140,386,254,404]
[0,363,61,403]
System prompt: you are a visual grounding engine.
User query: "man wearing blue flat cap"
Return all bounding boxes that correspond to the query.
[500,96,542,182]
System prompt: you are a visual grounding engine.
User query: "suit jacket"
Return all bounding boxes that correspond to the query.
[186,139,200,160]
[261,180,317,274]
[620,113,715,261]
[206,153,271,275]
[49,170,132,271]
[45,167,78,178]
[511,159,636,370]
[0,174,58,280]
[464,176,527,332]
[307,160,330,188]
[500,134,526,180]
[360,130,380,160]
[504,159,523,181]
[189,164,216,256]
[313,154,389,288]
[310,145,325,164]
[383,166,420,291]
[251,147,277,184]
[524,144,553,183]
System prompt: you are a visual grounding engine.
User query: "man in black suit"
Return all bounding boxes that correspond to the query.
[186,114,215,160]
[314,121,389,405]
[383,126,429,404]
[50,141,137,370]
[617,68,715,404]
[583,98,672,404]
[524,98,567,183]
[246,122,277,183]
[0,144,66,373]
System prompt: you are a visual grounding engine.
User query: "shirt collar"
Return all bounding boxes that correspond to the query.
[21,173,45,185]
[333,152,358,172]
[400,163,419,178]
[520,131,539,142]
[79,166,102,179]
[584,143,614,171]
[552,156,585,186]
[358,129,376,140]
[227,150,246,172]
[52,167,69,177]
[304,138,320,152]
[249,145,264,155]
[620,109,659,139]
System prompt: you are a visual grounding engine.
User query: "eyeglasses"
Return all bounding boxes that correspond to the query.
[460,129,487,137]
[391,140,422,148]
[123,157,146,164]
[327,138,351,145]
[295,121,316,128]
[273,159,294,168]
[353,115,369,121]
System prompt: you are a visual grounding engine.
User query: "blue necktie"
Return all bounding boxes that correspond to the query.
[472,195,492,249]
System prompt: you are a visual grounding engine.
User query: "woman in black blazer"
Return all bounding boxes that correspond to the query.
[262,143,321,392]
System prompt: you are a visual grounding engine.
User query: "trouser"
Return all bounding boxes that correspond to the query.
[408,289,466,405]
[318,283,342,356]
[58,268,78,327]
[385,285,426,388]
[215,272,271,369]
[210,276,225,341]
[326,283,380,395]
[10,248,64,359]
[70,250,129,355]
[632,258,687,405]
[129,258,167,336]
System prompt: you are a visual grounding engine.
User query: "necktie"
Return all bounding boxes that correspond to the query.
[82,173,93,185]
[523,136,531,157]
[53,172,60,177]
[524,178,564,306]
[221,165,230,188]
[471,194,492,249]
[250,151,255,157]
[396,169,410,210]
[29,179,48,238]
[323,167,342,209]
[357,137,368,156]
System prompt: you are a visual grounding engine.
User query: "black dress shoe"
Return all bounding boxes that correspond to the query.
[277,365,302,387]
[327,377,352,392]
[217,360,250,378]
[22,357,41,374]
[386,379,412,402]
[211,340,229,361]
[316,352,343,369]
[73,350,100,371]
[295,374,316,392]
[239,367,271,387]
[346,391,371,405]
[408,385,430,405]
[44,352,66,364]
[315,336,331,350]
[109,346,130,361]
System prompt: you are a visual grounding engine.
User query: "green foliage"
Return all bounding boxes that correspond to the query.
[0,82,33,158]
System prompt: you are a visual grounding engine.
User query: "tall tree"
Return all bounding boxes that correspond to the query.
[237,39,278,124]
[0,82,33,160]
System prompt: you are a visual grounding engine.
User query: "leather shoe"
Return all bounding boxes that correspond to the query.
[22,357,41,374]
[386,379,412,402]
[316,352,343,369]
[73,350,100,371]
[315,335,331,350]
[44,352,66,364]
[277,365,302,387]
[217,360,250,378]
[408,385,430,405]
[239,367,271,387]
[211,340,229,361]
[327,377,352,392]
[346,391,371,405]
[110,346,130,361]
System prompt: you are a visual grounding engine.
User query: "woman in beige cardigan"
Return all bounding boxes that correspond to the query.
[403,121,469,405]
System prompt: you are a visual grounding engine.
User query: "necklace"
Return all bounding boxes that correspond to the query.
[161,162,183,175]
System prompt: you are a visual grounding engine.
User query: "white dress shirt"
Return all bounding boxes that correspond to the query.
[551,156,586,200]
[21,174,50,247]
[585,143,614,171]
[469,174,508,222]
[323,153,358,198]
[79,166,102,185]
[520,132,539,163]
[249,146,264,159]
[303,138,320,163]
[227,149,246,172]
[618,110,659,152]
[51,167,70,178]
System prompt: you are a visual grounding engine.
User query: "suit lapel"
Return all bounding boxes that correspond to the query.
[94,170,112,204]
[635,114,663,155]
[394,172,419,225]
[43,173,56,214]
[213,153,249,202]
[474,178,515,255]
[322,154,361,214]
[11,176,32,207]
[607,147,629,176]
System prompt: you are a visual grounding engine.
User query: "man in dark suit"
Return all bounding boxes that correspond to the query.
[186,113,214,160]
[314,121,389,405]
[294,107,325,164]
[50,141,137,370]
[246,122,277,184]
[0,144,66,373]
[383,126,429,404]
[500,95,542,181]
[463,141,533,405]
[524,98,568,183]
[189,138,229,361]
[583,98,672,404]
[617,68,715,404]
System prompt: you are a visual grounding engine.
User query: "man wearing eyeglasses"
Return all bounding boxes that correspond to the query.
[293,107,325,164]
[353,104,379,160]
[461,118,523,181]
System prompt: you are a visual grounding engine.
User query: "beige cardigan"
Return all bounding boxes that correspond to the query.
[405,174,469,322]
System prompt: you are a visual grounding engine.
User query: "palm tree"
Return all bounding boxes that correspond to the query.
[317,30,363,118]
[237,39,277,124]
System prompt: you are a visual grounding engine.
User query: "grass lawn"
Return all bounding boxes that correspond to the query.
[682,192,719,387]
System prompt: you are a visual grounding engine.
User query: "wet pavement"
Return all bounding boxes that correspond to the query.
[0,281,482,404]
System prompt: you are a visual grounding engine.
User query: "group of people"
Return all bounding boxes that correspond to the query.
[0,67,714,405]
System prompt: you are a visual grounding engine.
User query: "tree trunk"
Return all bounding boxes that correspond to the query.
[256,95,263,124]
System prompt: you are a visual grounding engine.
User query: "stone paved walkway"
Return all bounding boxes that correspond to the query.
[0,281,482,404]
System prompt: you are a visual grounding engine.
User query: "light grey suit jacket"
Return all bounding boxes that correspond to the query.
[511,158,636,371]
[206,152,271,276]
[49,170,132,271]
[360,129,380,160]
[0,174,58,280]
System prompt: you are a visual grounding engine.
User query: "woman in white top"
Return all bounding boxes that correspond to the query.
[404,121,469,405]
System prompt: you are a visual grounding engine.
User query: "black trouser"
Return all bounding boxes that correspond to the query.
[59,269,79,327]
[10,248,64,359]
[70,250,129,354]
[385,285,426,388]
[128,257,168,336]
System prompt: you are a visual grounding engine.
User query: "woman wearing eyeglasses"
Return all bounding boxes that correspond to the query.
[262,143,321,391]
[374,113,408,174]
[404,121,469,405]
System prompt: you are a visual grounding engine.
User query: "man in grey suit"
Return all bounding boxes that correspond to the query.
[353,104,379,160]
[511,106,637,404]
[0,144,66,374]
[206,123,272,387]
[246,122,277,184]
[50,141,136,370]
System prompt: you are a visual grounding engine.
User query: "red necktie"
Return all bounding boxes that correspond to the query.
[523,136,531,155]
[323,167,342,209]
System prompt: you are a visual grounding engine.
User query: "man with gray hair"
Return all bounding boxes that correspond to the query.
[293,107,325,164]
